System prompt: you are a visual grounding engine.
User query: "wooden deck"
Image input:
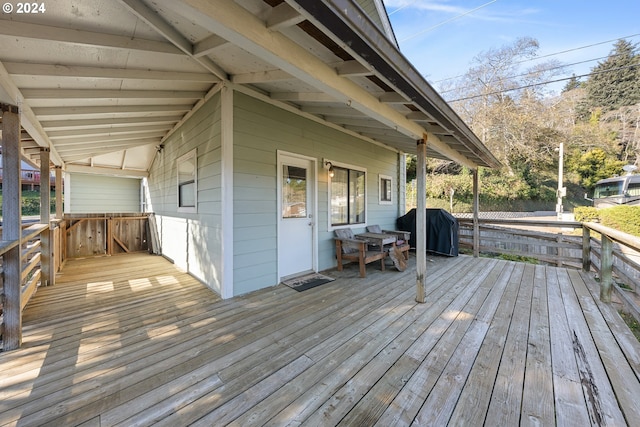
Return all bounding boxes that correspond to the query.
[2,253,640,426]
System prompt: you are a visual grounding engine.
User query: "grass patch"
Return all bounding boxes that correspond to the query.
[497,254,539,264]
[0,190,56,217]
[619,311,640,342]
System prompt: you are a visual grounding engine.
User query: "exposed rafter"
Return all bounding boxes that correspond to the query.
[193,34,228,57]
[4,62,217,83]
[21,89,205,100]
[0,19,181,54]
[117,0,227,80]
[0,60,63,165]
[267,2,306,30]
[232,69,293,84]
[168,0,477,168]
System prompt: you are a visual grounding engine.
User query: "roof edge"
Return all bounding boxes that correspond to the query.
[290,0,501,169]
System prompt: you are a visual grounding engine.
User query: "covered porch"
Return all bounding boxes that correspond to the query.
[1,253,639,426]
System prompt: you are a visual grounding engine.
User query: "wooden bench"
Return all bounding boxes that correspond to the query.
[334,228,386,278]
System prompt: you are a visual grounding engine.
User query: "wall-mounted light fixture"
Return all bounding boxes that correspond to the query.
[324,160,334,178]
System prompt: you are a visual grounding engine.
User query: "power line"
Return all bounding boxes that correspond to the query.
[433,32,640,84]
[448,64,638,102]
[387,0,419,16]
[399,0,499,43]
[438,54,621,95]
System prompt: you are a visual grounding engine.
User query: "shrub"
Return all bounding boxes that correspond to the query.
[599,206,640,237]
[574,206,600,222]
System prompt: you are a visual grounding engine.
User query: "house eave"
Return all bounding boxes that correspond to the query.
[290,0,501,169]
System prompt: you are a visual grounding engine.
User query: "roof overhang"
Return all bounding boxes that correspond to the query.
[0,0,500,175]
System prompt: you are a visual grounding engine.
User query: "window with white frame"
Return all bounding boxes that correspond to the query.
[379,174,392,204]
[177,149,197,212]
[330,163,366,227]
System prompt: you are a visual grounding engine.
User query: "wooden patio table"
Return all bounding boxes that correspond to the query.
[356,232,397,252]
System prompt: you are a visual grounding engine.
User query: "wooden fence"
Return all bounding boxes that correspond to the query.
[61,213,150,260]
[458,218,640,322]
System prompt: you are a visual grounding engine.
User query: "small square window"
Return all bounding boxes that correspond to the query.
[177,149,197,212]
[379,174,392,204]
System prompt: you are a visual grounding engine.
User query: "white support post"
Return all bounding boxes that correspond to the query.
[472,168,480,257]
[2,104,22,350]
[220,84,234,299]
[415,138,427,303]
[40,148,53,286]
[398,152,406,218]
[55,166,63,219]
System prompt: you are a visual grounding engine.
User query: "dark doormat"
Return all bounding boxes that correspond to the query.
[282,273,335,292]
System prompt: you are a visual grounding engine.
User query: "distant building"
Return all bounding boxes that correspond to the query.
[0,154,55,191]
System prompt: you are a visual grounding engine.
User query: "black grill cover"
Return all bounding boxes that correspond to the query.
[396,208,459,256]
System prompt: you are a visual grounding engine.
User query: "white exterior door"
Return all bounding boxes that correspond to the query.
[278,153,316,279]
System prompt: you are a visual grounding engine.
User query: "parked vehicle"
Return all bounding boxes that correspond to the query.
[591,173,640,208]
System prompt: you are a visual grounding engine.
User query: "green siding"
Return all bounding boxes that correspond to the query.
[67,173,140,213]
[146,93,224,295]
[146,89,402,298]
[233,92,400,295]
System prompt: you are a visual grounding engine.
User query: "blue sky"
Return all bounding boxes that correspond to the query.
[384,0,640,96]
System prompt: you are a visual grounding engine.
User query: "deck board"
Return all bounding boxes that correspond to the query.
[1,252,640,426]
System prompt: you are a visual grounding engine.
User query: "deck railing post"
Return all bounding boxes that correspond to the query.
[415,137,427,303]
[472,168,480,257]
[2,103,23,350]
[582,226,591,272]
[600,233,613,302]
[40,148,53,286]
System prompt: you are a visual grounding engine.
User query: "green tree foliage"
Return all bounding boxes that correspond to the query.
[569,148,626,191]
[562,75,581,93]
[579,39,640,117]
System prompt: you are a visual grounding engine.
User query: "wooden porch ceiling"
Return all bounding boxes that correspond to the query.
[0,0,499,175]
[1,253,639,425]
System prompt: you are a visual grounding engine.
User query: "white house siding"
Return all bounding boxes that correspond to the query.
[146,92,224,295]
[233,92,401,295]
[65,173,141,213]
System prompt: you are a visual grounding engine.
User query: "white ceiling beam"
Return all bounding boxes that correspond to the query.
[323,116,390,129]
[300,106,367,117]
[51,131,167,144]
[171,0,474,167]
[232,69,293,84]
[406,111,432,121]
[117,0,227,80]
[58,140,157,155]
[344,125,411,139]
[267,3,305,30]
[193,34,228,57]
[3,62,217,83]
[33,104,193,119]
[270,92,336,102]
[41,116,182,130]
[379,92,409,104]
[0,19,181,55]
[121,150,128,170]
[21,89,205,100]
[50,125,170,140]
[65,163,149,178]
[0,60,63,166]
[336,60,372,77]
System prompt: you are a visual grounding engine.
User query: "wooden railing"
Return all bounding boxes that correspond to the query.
[583,222,640,319]
[0,222,54,350]
[458,218,640,320]
[61,213,150,260]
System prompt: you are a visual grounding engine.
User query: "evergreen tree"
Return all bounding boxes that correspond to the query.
[561,74,581,93]
[583,39,640,113]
